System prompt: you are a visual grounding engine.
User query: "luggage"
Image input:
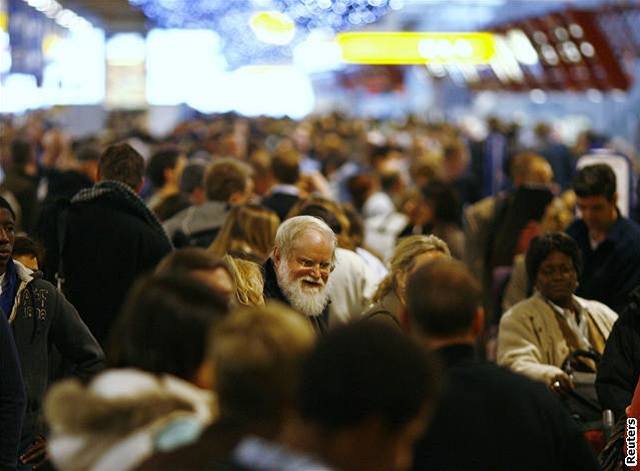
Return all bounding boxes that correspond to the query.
[556,349,613,453]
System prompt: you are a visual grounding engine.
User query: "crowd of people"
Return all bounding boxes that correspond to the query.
[0,108,639,470]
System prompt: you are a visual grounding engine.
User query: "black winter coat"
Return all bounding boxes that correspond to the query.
[46,188,172,344]
[412,344,599,471]
[0,304,25,470]
[597,286,640,420]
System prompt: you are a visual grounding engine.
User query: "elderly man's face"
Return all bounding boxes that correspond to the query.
[274,230,334,316]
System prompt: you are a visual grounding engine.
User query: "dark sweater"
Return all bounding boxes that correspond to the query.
[567,215,640,314]
[412,344,599,471]
[0,309,25,471]
[597,287,640,419]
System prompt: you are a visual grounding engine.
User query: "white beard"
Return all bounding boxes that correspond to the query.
[277,262,330,318]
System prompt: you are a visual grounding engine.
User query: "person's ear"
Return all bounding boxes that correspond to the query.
[400,304,411,334]
[273,246,282,267]
[164,167,174,185]
[228,191,244,205]
[612,192,619,205]
[193,358,216,391]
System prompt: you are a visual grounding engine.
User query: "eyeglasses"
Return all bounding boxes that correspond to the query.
[295,257,335,274]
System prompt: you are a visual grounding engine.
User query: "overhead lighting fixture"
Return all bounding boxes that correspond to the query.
[540,44,559,65]
[425,63,446,78]
[22,0,92,31]
[530,88,547,104]
[249,11,295,45]
[336,32,496,65]
[506,29,539,65]
[569,23,583,39]
[490,34,524,82]
[580,42,595,58]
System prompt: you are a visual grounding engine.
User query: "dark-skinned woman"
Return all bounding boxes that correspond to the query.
[497,232,617,391]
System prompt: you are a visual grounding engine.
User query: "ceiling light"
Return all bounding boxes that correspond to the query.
[250,11,296,45]
[336,32,496,65]
[569,23,583,38]
[530,88,547,104]
[506,29,539,65]
[580,42,595,57]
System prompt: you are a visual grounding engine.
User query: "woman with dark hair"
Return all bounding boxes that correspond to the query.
[497,232,617,391]
[44,274,229,470]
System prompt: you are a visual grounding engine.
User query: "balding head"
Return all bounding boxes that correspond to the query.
[406,259,482,342]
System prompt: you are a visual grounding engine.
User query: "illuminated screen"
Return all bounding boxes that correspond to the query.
[146,28,226,106]
[146,28,315,118]
[41,27,105,105]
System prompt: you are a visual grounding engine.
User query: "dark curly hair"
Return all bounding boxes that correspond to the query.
[525,232,583,285]
[573,164,616,201]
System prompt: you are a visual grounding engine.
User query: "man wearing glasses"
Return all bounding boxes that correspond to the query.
[264,215,336,334]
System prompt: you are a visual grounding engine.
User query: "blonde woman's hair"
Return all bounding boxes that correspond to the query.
[372,235,451,302]
[223,254,265,307]
[209,204,280,261]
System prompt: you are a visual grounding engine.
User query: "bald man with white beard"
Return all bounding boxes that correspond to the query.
[263,216,336,334]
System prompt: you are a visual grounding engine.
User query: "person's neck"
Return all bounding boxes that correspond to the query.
[593,207,618,239]
[420,336,475,352]
[281,423,346,471]
[553,297,575,310]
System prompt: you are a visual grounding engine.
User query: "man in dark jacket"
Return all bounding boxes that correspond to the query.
[567,163,640,314]
[43,143,172,344]
[405,258,599,471]
[263,215,336,335]
[261,148,301,221]
[0,302,25,471]
[597,285,640,419]
[0,197,104,469]
[163,157,253,248]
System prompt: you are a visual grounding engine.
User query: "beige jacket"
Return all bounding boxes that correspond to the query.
[497,292,618,385]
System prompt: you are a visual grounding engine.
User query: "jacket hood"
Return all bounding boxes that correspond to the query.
[45,369,215,436]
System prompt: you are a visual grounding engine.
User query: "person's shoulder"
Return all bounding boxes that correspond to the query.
[502,295,540,317]
[566,218,587,236]
[576,296,617,316]
[615,217,640,245]
[465,195,496,218]
[460,361,552,397]
[334,247,368,268]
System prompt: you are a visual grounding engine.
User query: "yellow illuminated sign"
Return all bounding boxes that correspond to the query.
[336,32,497,65]
[0,12,7,33]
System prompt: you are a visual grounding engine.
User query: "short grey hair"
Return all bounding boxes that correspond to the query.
[273,215,337,259]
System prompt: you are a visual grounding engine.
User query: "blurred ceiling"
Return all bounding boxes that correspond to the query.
[61,0,148,33]
[62,0,634,34]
